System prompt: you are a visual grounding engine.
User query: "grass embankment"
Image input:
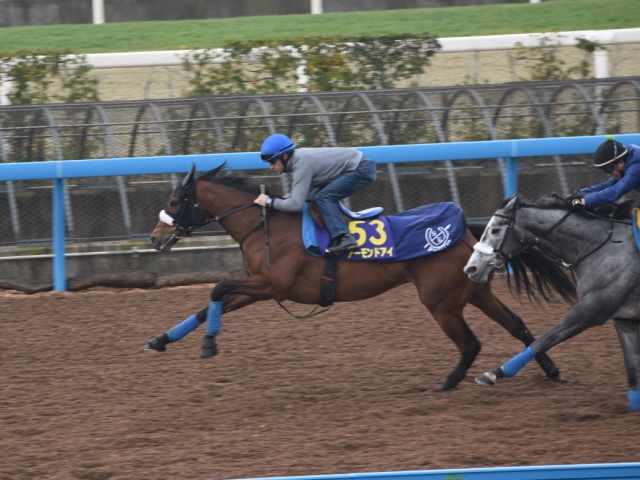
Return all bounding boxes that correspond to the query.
[0,0,637,54]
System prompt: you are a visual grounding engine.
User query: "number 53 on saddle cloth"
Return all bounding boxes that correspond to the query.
[302,202,467,261]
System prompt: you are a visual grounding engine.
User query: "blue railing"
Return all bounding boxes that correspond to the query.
[1,134,639,291]
[237,463,640,480]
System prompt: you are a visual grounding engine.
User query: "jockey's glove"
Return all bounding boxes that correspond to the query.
[569,196,585,211]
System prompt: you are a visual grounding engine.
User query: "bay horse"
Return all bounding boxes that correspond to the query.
[147,163,561,391]
[464,193,640,410]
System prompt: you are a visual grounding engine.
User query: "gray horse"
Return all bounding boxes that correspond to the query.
[463,193,640,411]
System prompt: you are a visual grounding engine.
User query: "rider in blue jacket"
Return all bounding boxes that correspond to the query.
[570,136,640,210]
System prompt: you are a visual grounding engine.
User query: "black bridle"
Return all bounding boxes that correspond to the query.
[160,179,259,247]
[492,205,574,268]
[491,198,622,270]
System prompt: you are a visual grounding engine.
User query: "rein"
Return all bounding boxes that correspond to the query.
[493,209,573,268]
[164,180,337,319]
[275,302,332,319]
[163,202,260,247]
[495,201,624,269]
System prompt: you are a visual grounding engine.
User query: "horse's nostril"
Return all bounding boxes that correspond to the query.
[150,235,156,244]
[464,265,477,274]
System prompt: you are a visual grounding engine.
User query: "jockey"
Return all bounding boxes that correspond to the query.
[254,133,377,254]
[569,136,640,210]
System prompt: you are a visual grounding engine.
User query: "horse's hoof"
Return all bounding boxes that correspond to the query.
[145,333,169,352]
[547,374,568,383]
[475,371,497,386]
[200,336,218,358]
[435,378,460,392]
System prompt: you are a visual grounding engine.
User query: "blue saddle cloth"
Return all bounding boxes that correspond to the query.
[302,202,466,261]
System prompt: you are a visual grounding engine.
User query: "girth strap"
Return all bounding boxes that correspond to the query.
[319,255,340,307]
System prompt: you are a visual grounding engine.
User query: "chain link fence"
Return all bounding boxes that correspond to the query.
[0,77,639,286]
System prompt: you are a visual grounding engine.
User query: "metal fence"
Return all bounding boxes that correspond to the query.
[3,134,640,290]
[0,77,639,251]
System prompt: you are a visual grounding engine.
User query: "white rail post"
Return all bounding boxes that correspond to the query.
[0,72,11,106]
[92,0,105,24]
[311,0,323,14]
[593,49,610,135]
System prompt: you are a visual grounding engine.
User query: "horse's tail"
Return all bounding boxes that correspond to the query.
[467,219,489,241]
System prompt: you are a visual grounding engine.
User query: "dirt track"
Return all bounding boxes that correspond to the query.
[1,277,639,480]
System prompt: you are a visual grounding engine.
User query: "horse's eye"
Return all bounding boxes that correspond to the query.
[491,228,500,235]
[170,200,178,207]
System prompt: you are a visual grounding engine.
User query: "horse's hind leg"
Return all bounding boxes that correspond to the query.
[428,305,481,391]
[477,302,610,386]
[613,319,640,411]
[470,284,561,381]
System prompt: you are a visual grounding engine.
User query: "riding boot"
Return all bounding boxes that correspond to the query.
[200,335,219,358]
[145,333,170,352]
[325,233,358,254]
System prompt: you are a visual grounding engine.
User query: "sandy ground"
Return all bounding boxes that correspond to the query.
[1,276,639,480]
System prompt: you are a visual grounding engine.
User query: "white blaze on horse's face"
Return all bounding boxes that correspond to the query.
[464,215,507,283]
[159,210,175,226]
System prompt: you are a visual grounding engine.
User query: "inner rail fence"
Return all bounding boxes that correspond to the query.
[1,133,640,291]
[238,462,640,480]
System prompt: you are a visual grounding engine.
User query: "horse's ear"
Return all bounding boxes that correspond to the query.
[204,161,227,178]
[182,163,196,188]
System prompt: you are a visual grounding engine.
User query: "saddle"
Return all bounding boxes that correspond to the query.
[308,201,383,230]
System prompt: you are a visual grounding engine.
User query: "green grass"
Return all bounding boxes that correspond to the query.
[0,0,638,54]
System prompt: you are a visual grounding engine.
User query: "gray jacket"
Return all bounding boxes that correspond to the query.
[271,147,363,212]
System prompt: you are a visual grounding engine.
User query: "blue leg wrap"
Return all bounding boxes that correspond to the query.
[206,301,223,336]
[502,346,536,377]
[627,388,640,411]
[166,315,201,342]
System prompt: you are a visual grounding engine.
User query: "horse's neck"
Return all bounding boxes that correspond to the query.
[518,208,598,262]
[197,182,261,241]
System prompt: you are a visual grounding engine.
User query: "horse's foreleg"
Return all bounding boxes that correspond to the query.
[145,306,208,354]
[470,287,561,381]
[477,304,609,387]
[223,294,260,313]
[199,275,277,358]
[613,319,640,411]
[145,282,270,355]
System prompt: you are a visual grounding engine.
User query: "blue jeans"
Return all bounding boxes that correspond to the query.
[314,158,377,239]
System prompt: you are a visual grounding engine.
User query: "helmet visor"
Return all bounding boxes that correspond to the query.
[260,143,294,163]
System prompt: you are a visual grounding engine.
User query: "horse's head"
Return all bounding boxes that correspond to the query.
[150,163,209,251]
[464,194,519,283]
[465,193,578,304]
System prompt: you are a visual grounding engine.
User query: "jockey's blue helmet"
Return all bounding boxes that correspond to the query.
[260,133,295,163]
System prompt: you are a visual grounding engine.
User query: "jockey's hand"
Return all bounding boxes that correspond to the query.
[569,196,586,211]
[254,194,271,207]
[565,192,581,202]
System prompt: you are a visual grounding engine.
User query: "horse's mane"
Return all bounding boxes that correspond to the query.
[505,250,578,306]
[198,164,276,197]
[515,193,636,220]
[501,193,579,305]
